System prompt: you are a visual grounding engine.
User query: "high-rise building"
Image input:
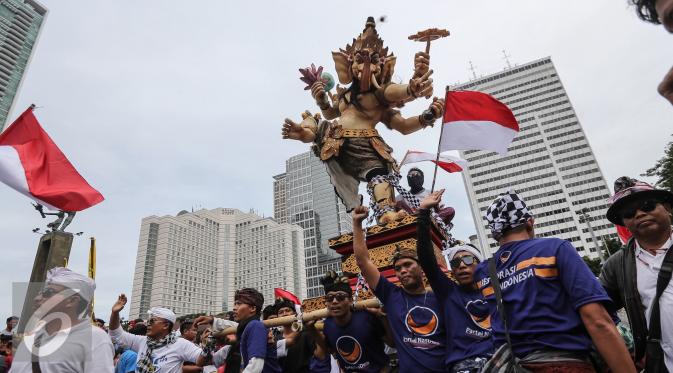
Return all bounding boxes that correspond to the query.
[0,0,47,130]
[275,151,352,298]
[455,57,617,258]
[273,173,288,224]
[130,208,305,319]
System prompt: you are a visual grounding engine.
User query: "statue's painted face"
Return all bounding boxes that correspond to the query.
[351,49,384,92]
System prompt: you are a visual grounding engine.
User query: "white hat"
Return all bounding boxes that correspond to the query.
[147,307,176,324]
[46,267,95,303]
[446,244,484,262]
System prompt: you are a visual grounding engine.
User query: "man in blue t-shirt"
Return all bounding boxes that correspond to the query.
[232,288,281,373]
[351,205,447,372]
[414,190,494,373]
[477,190,635,372]
[115,324,146,373]
[314,271,390,372]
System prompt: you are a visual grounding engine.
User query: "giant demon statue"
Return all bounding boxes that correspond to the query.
[282,17,445,224]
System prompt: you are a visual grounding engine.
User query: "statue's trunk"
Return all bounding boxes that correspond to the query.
[360,62,372,92]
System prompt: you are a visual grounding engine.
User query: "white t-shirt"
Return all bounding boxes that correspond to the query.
[10,320,114,373]
[109,326,201,373]
[635,234,673,371]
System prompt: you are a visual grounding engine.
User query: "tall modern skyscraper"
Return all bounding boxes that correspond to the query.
[130,208,305,319]
[455,57,617,258]
[0,0,47,130]
[275,151,352,298]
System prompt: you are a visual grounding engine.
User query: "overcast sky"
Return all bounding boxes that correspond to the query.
[0,0,670,321]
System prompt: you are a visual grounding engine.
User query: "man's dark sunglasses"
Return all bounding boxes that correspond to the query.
[620,199,660,220]
[450,255,477,269]
[324,293,350,303]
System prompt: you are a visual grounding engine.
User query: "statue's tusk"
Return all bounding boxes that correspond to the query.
[370,73,381,90]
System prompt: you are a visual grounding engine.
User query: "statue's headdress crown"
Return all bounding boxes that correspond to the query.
[341,16,390,58]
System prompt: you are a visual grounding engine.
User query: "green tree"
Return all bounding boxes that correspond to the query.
[582,256,603,277]
[603,237,623,256]
[643,135,673,192]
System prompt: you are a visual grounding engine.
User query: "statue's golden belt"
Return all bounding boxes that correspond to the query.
[335,128,380,138]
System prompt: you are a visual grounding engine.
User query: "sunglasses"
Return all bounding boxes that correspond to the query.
[324,293,350,303]
[450,255,477,269]
[148,318,166,326]
[620,199,660,220]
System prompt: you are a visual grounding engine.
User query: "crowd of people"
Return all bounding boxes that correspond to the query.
[0,3,670,372]
[2,172,671,373]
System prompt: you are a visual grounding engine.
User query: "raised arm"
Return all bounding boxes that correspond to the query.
[384,97,444,135]
[281,112,318,143]
[310,81,340,120]
[352,206,381,290]
[416,190,452,299]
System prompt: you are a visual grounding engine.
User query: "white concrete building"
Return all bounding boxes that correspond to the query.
[130,208,305,319]
[0,0,47,130]
[275,151,351,298]
[455,57,617,258]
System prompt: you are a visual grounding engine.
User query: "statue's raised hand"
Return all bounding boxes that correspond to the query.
[428,97,445,119]
[311,80,328,104]
[413,52,430,78]
[409,69,434,99]
[282,118,304,141]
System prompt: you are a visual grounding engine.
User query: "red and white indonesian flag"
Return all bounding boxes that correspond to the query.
[274,288,301,305]
[400,150,468,173]
[440,90,519,155]
[0,107,104,211]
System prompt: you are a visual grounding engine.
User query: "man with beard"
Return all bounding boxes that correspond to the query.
[10,267,114,373]
[630,0,673,104]
[315,271,390,372]
[109,295,201,373]
[601,177,673,372]
[415,190,493,373]
[351,205,447,372]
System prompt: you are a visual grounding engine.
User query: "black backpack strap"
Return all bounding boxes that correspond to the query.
[645,243,673,373]
[488,257,517,366]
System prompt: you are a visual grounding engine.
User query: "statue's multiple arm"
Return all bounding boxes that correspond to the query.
[310,81,340,120]
[281,112,319,143]
[384,97,444,135]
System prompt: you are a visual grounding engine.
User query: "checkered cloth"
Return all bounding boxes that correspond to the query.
[353,273,370,301]
[366,172,456,247]
[484,190,533,240]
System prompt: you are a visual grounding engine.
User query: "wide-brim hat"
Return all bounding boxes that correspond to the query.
[606,177,673,226]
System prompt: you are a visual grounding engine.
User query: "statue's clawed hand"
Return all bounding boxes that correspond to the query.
[413,52,430,78]
[409,69,434,99]
[311,80,328,103]
[281,118,304,141]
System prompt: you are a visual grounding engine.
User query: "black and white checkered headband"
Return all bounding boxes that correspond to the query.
[484,190,533,240]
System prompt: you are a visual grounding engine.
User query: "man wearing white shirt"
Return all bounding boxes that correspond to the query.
[602,177,673,372]
[109,295,201,373]
[10,267,114,373]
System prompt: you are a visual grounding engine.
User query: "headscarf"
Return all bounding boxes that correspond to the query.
[445,243,484,262]
[147,307,176,324]
[484,190,533,240]
[320,271,352,296]
[46,267,95,303]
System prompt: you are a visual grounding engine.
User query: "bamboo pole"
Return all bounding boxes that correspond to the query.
[212,298,380,337]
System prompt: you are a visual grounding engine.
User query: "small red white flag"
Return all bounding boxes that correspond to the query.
[400,150,468,173]
[274,288,301,305]
[440,91,519,155]
[0,107,104,211]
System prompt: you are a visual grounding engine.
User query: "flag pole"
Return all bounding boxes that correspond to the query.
[430,87,449,193]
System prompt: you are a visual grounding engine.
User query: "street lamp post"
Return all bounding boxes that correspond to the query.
[579,208,605,264]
